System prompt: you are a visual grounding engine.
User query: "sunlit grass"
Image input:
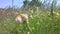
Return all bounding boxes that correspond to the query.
[0,11,60,34]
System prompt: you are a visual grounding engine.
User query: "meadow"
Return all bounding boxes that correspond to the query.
[0,9,60,34]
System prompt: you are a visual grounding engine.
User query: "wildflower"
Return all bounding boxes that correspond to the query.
[27,32,30,34]
[56,13,60,16]
[48,12,51,16]
[30,15,33,19]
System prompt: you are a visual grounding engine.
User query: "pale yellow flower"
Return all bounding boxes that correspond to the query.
[27,32,30,34]
[56,13,60,16]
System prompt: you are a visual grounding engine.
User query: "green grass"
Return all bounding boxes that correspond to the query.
[0,11,60,34]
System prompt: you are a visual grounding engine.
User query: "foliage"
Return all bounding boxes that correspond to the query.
[0,9,60,34]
